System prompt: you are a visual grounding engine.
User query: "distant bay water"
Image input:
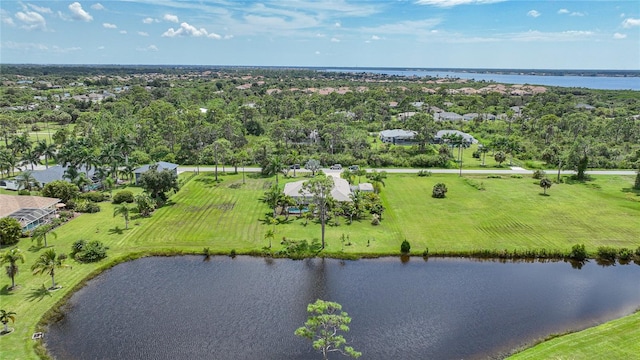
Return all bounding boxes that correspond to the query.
[324,68,640,91]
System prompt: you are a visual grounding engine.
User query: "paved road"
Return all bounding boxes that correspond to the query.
[177,166,637,176]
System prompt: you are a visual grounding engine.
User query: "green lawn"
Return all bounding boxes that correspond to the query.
[509,311,640,360]
[0,172,638,359]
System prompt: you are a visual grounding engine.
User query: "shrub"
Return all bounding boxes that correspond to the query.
[371,214,380,225]
[532,170,546,179]
[72,240,108,263]
[75,200,101,213]
[596,246,618,262]
[618,248,633,261]
[417,169,432,177]
[635,247,640,257]
[82,192,106,202]
[229,249,237,258]
[568,244,587,261]
[422,248,429,257]
[400,239,411,254]
[487,175,502,179]
[432,183,448,198]
[113,190,134,204]
[510,174,522,179]
[18,189,31,195]
[0,217,22,246]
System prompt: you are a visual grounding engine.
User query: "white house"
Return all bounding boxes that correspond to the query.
[283,177,353,204]
[379,129,417,145]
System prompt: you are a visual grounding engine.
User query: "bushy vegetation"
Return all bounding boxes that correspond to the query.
[0,217,22,246]
[112,190,134,204]
[400,239,411,254]
[70,240,108,263]
[432,183,448,198]
[568,244,587,261]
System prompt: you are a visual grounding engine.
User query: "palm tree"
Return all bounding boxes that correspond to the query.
[31,224,57,248]
[0,309,16,334]
[288,150,302,177]
[35,140,57,169]
[264,229,275,249]
[266,155,286,186]
[261,184,283,218]
[366,170,387,194]
[303,175,334,249]
[539,178,553,195]
[31,248,69,290]
[113,204,131,229]
[17,170,38,192]
[115,134,135,167]
[1,248,25,290]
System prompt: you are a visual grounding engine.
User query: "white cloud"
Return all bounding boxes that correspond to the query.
[570,12,585,17]
[622,18,640,28]
[224,34,233,39]
[15,11,46,30]
[91,3,105,11]
[119,30,127,34]
[69,2,93,22]
[527,10,541,18]
[330,37,340,42]
[2,41,48,50]
[98,46,105,50]
[28,4,52,14]
[138,31,149,36]
[558,9,569,15]
[316,33,326,38]
[143,17,157,24]
[416,0,505,8]
[103,23,117,29]
[315,50,320,55]
[137,45,158,51]
[163,14,179,23]
[613,33,626,39]
[371,35,381,40]
[508,30,594,42]
[335,22,341,27]
[361,19,441,37]
[162,22,221,39]
[51,45,81,53]
[1,9,15,26]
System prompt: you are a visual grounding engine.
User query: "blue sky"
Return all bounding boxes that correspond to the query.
[1,1,639,69]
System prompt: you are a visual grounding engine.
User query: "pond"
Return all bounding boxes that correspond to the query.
[46,256,640,360]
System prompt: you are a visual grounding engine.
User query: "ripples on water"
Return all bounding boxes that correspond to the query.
[46,257,640,360]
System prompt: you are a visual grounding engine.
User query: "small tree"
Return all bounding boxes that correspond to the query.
[303,175,334,249]
[0,309,16,334]
[432,183,448,198]
[400,239,411,254]
[494,151,506,166]
[135,194,156,217]
[539,178,553,195]
[305,158,322,176]
[1,248,25,289]
[113,204,131,229]
[569,244,587,261]
[0,217,22,246]
[31,248,69,290]
[31,224,57,248]
[295,299,362,360]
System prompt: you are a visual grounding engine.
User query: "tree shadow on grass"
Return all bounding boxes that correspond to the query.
[1,284,15,295]
[108,226,124,235]
[621,188,640,196]
[26,285,53,302]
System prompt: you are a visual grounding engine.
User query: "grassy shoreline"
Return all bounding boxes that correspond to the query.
[1,172,638,359]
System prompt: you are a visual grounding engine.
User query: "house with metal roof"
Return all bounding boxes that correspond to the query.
[434,130,478,145]
[27,165,98,189]
[0,194,60,232]
[434,112,464,121]
[379,129,418,145]
[134,161,179,185]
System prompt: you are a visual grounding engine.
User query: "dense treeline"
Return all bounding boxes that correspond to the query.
[1,66,639,181]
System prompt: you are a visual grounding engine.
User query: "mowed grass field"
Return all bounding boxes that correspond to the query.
[0,172,638,359]
[509,311,640,360]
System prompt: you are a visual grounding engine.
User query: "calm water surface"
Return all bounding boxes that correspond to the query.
[46,257,640,360]
[325,69,640,90]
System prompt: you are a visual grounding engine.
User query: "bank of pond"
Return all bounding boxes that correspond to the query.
[43,255,640,360]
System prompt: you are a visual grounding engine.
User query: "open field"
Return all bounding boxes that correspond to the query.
[0,172,638,359]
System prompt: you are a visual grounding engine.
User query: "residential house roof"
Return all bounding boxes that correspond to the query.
[435,130,478,144]
[27,165,96,186]
[0,194,60,218]
[434,112,463,121]
[134,161,179,174]
[283,177,353,203]
[379,129,417,139]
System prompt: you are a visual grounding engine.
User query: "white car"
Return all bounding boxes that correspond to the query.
[329,164,342,170]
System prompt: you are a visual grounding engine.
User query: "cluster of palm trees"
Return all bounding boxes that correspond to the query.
[1,132,138,192]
